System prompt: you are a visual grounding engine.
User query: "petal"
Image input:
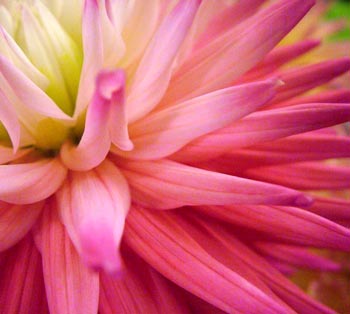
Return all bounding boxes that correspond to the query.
[114,79,278,159]
[117,159,311,209]
[254,243,340,272]
[0,87,20,151]
[99,246,190,314]
[0,236,49,314]
[126,0,201,122]
[0,201,43,251]
[57,159,130,274]
[309,196,350,221]
[162,0,315,104]
[124,207,292,314]
[182,214,336,314]
[172,103,350,163]
[61,69,131,171]
[271,58,350,105]
[36,202,99,314]
[0,55,71,120]
[0,158,67,204]
[243,162,350,190]
[198,205,350,251]
[0,146,30,164]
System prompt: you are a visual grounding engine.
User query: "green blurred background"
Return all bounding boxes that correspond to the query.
[326,0,350,40]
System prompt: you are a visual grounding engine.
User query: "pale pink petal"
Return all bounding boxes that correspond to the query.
[125,207,293,314]
[270,58,350,105]
[162,0,315,104]
[0,201,43,251]
[183,214,336,314]
[0,55,71,120]
[239,40,320,83]
[57,159,130,274]
[117,158,311,209]
[0,236,49,314]
[100,247,190,314]
[0,87,20,151]
[172,103,350,163]
[0,158,67,204]
[254,243,340,272]
[74,0,103,117]
[114,79,278,159]
[126,0,201,123]
[61,69,131,171]
[243,162,350,190]
[198,205,350,251]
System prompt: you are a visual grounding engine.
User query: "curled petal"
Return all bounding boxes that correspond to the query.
[0,201,43,251]
[57,159,130,274]
[118,159,311,209]
[0,158,67,204]
[61,69,131,171]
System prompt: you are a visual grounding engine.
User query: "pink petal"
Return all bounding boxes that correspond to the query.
[117,158,311,209]
[254,243,340,272]
[0,87,20,151]
[243,161,350,190]
[182,214,336,314]
[239,40,320,83]
[162,0,315,104]
[0,158,67,204]
[271,58,350,104]
[0,146,30,164]
[126,0,201,122]
[0,201,43,251]
[0,55,71,120]
[125,207,292,314]
[100,246,190,314]
[36,202,99,314]
[61,69,131,171]
[198,205,350,251]
[57,159,130,274]
[309,196,350,221]
[114,79,278,159]
[0,236,49,314]
[172,103,350,163]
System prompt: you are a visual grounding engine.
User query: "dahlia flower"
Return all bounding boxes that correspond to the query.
[0,0,350,313]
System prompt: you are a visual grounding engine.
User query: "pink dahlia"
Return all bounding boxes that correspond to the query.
[0,0,350,313]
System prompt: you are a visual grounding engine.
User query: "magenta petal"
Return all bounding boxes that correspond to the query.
[125,207,293,314]
[0,158,67,204]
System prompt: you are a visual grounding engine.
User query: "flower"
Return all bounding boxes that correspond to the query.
[0,0,350,313]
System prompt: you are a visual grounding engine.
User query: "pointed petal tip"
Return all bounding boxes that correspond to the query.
[294,194,314,208]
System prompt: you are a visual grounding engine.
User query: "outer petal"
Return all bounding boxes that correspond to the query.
[162,0,315,104]
[0,146,30,164]
[0,201,43,251]
[0,236,49,314]
[61,70,131,171]
[172,103,350,163]
[124,207,293,314]
[126,0,201,122]
[198,205,350,251]
[57,159,130,274]
[0,158,67,204]
[36,202,99,314]
[117,159,311,209]
[114,79,278,159]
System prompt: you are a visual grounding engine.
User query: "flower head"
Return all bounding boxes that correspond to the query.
[0,0,350,313]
